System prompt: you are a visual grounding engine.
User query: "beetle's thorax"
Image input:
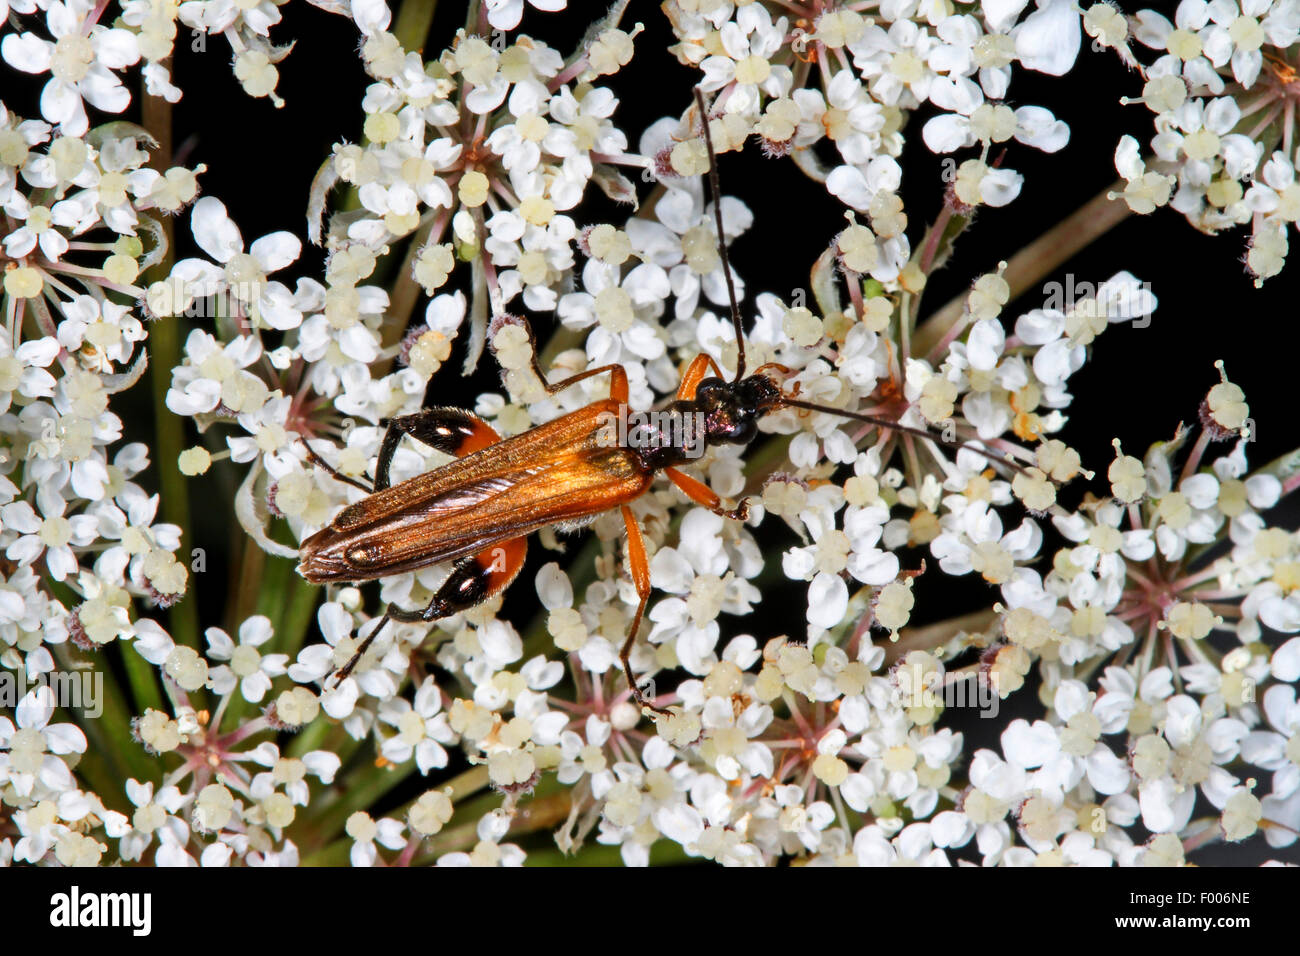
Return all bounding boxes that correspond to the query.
[624,374,783,470]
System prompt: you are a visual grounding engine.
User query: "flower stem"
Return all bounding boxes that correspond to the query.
[883,607,999,665]
[394,0,439,51]
[142,68,200,650]
[912,182,1131,358]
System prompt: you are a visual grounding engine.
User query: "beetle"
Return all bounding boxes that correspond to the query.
[297,90,1028,714]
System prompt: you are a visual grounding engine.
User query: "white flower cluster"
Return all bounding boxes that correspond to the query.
[0,109,196,651]
[1111,0,1300,284]
[2,0,1298,869]
[662,0,1081,209]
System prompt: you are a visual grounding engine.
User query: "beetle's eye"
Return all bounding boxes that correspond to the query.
[695,377,725,399]
[729,418,757,445]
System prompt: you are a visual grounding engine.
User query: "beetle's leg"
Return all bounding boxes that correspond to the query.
[332,537,528,683]
[300,438,374,494]
[534,361,630,404]
[331,611,393,684]
[416,536,529,621]
[665,467,750,522]
[618,505,670,717]
[374,407,502,490]
[676,352,726,401]
[512,315,630,403]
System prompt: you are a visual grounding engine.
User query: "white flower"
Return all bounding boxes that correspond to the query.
[1241,683,1300,800]
[646,509,760,675]
[165,329,265,417]
[346,811,406,866]
[118,778,189,862]
[1013,0,1083,76]
[0,336,58,413]
[205,616,289,703]
[1,1,141,135]
[485,0,566,32]
[624,170,751,324]
[698,4,789,115]
[932,500,1042,585]
[1,498,98,581]
[175,196,305,330]
[377,676,455,773]
[56,295,146,370]
[0,687,87,798]
[3,202,70,261]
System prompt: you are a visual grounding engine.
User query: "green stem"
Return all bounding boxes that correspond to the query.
[525,839,690,867]
[122,645,164,716]
[394,0,439,52]
[299,839,353,866]
[276,566,323,659]
[286,711,333,760]
[230,533,267,631]
[142,74,200,650]
[444,764,492,801]
[909,200,970,336]
[739,432,795,496]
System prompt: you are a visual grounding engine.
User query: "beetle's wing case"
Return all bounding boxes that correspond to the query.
[297,399,653,582]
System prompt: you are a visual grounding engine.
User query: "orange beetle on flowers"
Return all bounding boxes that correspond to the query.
[297,90,1027,714]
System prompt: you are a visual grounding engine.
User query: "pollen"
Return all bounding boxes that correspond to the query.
[1205,360,1249,433]
[1162,601,1220,640]
[1108,440,1147,503]
[669,138,709,178]
[837,220,879,273]
[458,170,490,207]
[1012,468,1056,512]
[681,223,722,275]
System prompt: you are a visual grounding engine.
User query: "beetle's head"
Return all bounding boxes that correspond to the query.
[695,372,783,446]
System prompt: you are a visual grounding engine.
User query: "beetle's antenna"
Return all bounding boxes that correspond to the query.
[780,396,1041,479]
[694,87,746,382]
